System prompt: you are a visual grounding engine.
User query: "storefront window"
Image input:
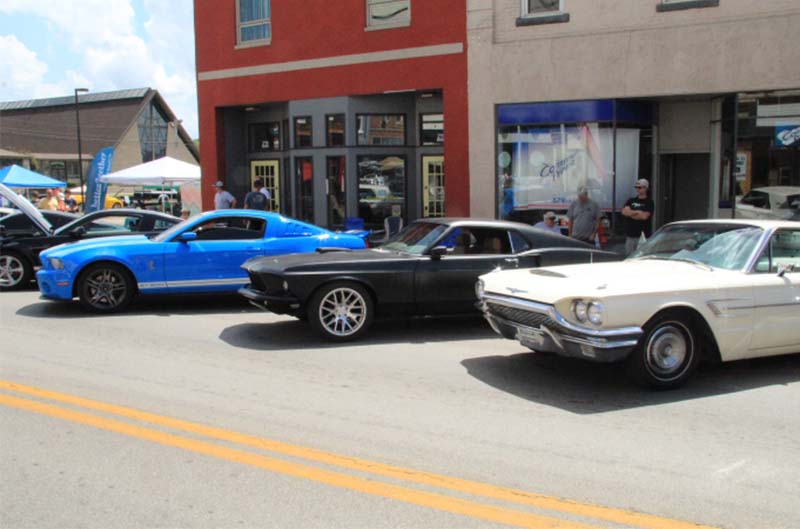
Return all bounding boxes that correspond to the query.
[732,91,800,197]
[295,157,314,223]
[357,155,405,229]
[357,114,405,146]
[248,122,281,152]
[327,156,346,228]
[326,114,345,147]
[496,100,653,231]
[420,113,444,145]
[294,116,312,148]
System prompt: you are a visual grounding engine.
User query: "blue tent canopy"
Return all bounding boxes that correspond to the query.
[0,165,67,188]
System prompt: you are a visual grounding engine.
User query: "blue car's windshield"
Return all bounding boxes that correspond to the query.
[380,222,448,255]
[630,224,764,271]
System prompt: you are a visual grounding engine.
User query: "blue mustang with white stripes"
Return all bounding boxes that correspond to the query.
[36,209,367,313]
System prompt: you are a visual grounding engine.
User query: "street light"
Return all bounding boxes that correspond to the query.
[73,88,89,211]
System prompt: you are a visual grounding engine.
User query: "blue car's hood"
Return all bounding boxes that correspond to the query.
[41,234,151,258]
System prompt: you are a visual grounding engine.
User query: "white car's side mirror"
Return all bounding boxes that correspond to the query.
[777,263,795,277]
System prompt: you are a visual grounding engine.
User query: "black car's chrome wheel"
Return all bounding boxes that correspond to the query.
[0,252,32,290]
[308,282,373,341]
[77,263,134,313]
[627,312,699,390]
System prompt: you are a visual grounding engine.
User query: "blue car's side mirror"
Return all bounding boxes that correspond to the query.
[177,231,197,242]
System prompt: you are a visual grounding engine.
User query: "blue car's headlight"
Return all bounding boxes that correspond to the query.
[49,258,65,270]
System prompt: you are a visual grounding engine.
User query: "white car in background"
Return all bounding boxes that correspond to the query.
[478,219,800,389]
[736,186,800,221]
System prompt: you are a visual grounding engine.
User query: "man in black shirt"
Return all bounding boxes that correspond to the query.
[621,179,654,255]
[244,179,269,210]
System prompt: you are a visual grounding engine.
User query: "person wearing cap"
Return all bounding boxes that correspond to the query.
[622,178,654,254]
[567,184,601,245]
[213,180,237,210]
[533,211,562,234]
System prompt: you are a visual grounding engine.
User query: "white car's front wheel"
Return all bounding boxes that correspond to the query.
[627,312,700,389]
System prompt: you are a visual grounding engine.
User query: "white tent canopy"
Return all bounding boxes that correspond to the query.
[99,156,200,186]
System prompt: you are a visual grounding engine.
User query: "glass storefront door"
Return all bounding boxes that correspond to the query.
[295,157,314,223]
[422,155,444,217]
[326,156,346,228]
[250,160,280,212]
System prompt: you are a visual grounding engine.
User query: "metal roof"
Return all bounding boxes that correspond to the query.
[0,88,150,111]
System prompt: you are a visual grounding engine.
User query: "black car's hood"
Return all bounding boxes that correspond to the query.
[243,248,418,273]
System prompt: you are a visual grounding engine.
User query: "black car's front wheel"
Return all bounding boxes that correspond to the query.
[308,281,374,341]
[0,252,32,291]
[77,263,135,313]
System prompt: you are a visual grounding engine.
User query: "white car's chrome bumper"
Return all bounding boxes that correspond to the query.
[480,293,643,363]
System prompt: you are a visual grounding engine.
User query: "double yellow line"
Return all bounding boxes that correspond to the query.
[0,380,717,529]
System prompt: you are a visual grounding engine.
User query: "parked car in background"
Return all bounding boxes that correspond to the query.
[0,210,78,236]
[35,209,367,313]
[240,218,620,341]
[479,219,800,389]
[736,186,800,221]
[71,192,126,210]
[1,185,180,290]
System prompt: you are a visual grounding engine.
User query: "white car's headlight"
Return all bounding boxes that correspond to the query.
[572,300,588,322]
[49,258,64,270]
[587,301,604,325]
[475,279,485,299]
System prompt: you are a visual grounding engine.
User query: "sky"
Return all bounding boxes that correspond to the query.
[0,0,199,138]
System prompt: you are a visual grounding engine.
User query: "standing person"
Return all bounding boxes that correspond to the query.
[533,211,562,234]
[567,184,601,245]
[63,189,78,213]
[621,178,655,255]
[244,178,269,210]
[213,180,237,210]
[37,189,60,211]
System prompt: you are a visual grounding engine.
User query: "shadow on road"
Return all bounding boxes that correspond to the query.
[461,351,800,414]
[15,293,258,318]
[220,316,498,350]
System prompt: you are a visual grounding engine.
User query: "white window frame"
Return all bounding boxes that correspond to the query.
[521,0,564,18]
[366,0,411,31]
[236,0,271,48]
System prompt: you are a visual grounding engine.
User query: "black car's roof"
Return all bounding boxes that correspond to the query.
[409,217,590,247]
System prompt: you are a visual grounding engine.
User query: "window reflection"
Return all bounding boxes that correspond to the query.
[357,114,405,146]
[357,155,405,229]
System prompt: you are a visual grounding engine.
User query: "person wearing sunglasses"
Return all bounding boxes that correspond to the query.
[621,179,654,255]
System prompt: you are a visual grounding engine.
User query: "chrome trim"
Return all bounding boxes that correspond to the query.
[488,313,640,350]
[745,225,777,273]
[480,292,643,339]
[139,278,246,290]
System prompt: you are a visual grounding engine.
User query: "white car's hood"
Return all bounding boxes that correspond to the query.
[481,259,735,305]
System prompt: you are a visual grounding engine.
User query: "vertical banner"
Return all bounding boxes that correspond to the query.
[85,146,115,213]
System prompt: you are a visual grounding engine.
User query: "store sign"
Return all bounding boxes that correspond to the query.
[776,125,800,147]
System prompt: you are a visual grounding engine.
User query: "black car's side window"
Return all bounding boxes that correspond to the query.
[444,227,512,255]
[509,231,531,253]
[83,215,141,234]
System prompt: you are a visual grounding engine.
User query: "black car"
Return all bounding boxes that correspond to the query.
[239,218,621,341]
[0,208,180,290]
[0,210,78,235]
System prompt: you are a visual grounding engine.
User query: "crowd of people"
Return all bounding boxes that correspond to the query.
[27,188,78,213]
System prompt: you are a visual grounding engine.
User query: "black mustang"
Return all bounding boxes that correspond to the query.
[239,218,621,341]
[0,207,180,290]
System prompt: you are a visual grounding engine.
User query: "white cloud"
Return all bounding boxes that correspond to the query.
[0,0,198,137]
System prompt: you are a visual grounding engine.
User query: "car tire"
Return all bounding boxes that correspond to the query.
[77,262,135,314]
[307,281,374,341]
[0,252,32,291]
[626,312,699,390]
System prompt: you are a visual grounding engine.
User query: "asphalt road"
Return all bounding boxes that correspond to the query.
[1,289,799,529]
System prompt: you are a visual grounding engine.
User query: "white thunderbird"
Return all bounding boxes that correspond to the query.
[478,219,800,389]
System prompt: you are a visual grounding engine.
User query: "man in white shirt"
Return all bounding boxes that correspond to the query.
[213,180,237,209]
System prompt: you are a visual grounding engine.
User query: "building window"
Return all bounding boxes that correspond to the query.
[657,0,719,12]
[327,156,347,228]
[420,113,444,146]
[295,157,314,223]
[326,114,345,147]
[138,102,168,162]
[358,155,406,229]
[248,122,281,152]
[517,0,569,25]
[366,0,410,30]
[294,116,312,148]
[237,0,271,46]
[357,114,405,146]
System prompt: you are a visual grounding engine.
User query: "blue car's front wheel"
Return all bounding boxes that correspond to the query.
[77,263,135,314]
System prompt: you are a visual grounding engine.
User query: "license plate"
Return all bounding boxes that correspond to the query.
[516,327,546,348]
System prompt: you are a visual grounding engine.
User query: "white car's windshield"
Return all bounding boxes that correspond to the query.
[380,222,448,255]
[630,224,764,270]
